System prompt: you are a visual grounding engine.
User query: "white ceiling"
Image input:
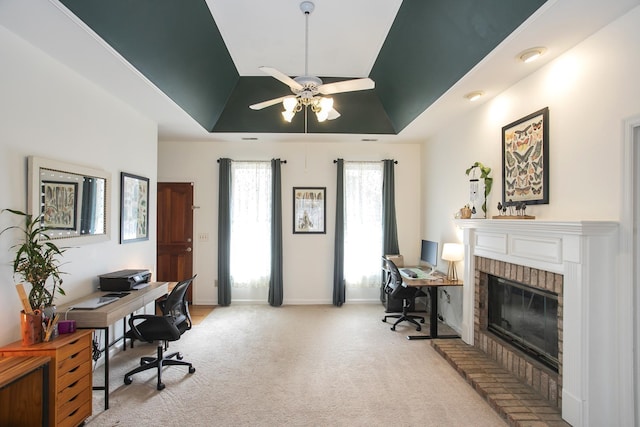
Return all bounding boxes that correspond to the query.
[207,0,403,78]
[1,0,639,143]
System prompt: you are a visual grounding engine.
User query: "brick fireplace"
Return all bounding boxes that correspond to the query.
[455,219,620,427]
[475,256,563,408]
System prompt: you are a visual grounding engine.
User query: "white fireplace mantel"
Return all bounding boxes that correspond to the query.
[454,219,624,427]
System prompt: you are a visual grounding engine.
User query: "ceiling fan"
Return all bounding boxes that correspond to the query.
[249,1,375,123]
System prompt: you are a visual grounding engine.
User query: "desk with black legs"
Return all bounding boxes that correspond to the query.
[56,282,169,409]
[399,269,463,340]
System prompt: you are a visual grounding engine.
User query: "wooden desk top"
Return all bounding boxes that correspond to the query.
[167,281,178,293]
[0,329,93,354]
[399,268,463,287]
[0,356,50,388]
[56,282,169,328]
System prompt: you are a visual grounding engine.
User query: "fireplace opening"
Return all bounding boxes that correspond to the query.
[487,275,559,372]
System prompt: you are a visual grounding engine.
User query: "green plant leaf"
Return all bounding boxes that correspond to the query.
[1,209,68,310]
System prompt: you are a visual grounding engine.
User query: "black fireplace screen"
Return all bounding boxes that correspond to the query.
[488,275,558,371]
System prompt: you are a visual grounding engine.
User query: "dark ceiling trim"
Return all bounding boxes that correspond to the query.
[60,0,239,131]
[59,0,547,135]
[371,0,547,133]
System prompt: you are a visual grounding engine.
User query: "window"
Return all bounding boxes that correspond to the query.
[230,162,271,288]
[344,162,383,287]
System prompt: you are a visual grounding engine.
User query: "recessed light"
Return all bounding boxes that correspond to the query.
[518,47,546,63]
[464,91,484,102]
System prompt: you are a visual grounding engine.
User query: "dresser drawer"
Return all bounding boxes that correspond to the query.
[58,354,91,392]
[58,366,91,402]
[58,333,92,360]
[58,395,92,427]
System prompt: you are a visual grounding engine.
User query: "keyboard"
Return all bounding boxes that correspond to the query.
[400,268,418,278]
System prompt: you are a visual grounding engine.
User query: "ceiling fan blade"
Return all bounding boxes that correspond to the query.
[249,95,290,110]
[318,78,375,95]
[259,66,303,91]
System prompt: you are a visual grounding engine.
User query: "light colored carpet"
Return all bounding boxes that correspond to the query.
[86,304,506,426]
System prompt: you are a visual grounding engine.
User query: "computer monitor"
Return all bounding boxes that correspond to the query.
[420,239,438,275]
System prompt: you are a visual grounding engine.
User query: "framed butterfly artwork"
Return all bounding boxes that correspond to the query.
[501,107,549,206]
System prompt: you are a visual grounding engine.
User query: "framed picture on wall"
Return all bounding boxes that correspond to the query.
[120,172,149,243]
[293,187,326,234]
[501,107,549,205]
[42,181,78,230]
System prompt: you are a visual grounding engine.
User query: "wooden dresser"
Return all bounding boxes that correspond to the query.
[0,356,50,426]
[0,329,93,427]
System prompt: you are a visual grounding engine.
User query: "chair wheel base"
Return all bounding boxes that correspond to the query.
[124,376,132,385]
[189,366,196,374]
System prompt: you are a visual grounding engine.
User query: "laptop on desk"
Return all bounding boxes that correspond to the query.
[71,295,120,310]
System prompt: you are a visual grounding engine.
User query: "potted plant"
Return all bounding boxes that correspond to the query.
[1,209,68,311]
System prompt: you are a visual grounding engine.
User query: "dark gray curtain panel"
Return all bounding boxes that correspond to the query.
[333,159,345,306]
[217,158,232,306]
[381,159,399,302]
[269,159,283,307]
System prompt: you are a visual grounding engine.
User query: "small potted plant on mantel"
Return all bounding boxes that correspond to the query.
[1,209,68,344]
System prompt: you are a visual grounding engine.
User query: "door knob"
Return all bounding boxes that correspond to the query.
[186,247,192,252]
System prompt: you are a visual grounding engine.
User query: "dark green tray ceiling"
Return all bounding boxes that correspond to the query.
[60,0,546,135]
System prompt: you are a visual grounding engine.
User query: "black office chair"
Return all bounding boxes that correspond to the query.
[124,275,197,390]
[381,258,425,331]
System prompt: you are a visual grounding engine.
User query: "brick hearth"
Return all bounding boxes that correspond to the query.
[432,254,566,425]
[433,339,569,427]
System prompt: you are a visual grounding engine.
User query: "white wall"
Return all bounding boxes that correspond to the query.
[158,140,421,305]
[0,26,158,346]
[423,5,640,333]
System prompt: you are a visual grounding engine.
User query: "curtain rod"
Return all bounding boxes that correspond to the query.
[217,159,287,163]
[333,160,398,164]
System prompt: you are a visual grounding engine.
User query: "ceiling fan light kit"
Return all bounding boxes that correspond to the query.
[281,94,336,123]
[249,1,374,124]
